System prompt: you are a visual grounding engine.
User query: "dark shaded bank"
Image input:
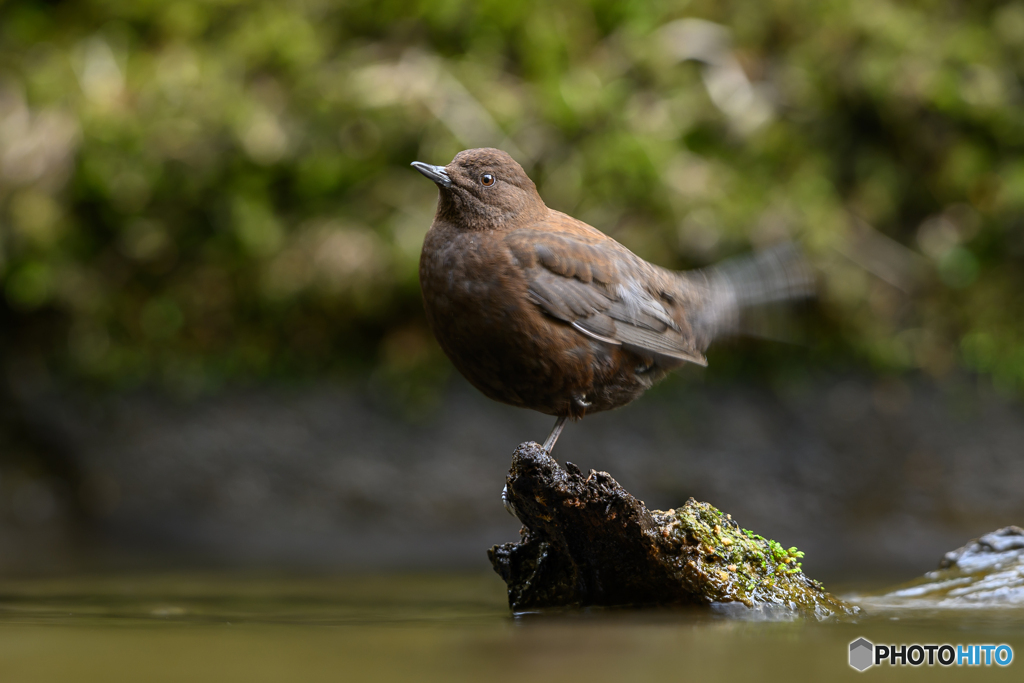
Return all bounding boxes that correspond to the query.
[490,442,854,617]
[1,372,1023,577]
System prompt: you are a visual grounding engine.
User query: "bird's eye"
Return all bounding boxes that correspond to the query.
[481,173,495,186]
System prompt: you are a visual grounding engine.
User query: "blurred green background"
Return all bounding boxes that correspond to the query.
[2,0,1022,395]
[0,0,1022,575]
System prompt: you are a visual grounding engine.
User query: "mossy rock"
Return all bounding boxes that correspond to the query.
[489,441,855,619]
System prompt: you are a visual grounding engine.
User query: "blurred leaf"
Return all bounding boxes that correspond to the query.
[0,0,1020,398]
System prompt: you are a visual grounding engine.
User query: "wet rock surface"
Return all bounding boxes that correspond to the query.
[865,526,1024,608]
[488,442,856,618]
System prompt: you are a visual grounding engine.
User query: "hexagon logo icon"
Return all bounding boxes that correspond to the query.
[849,638,874,671]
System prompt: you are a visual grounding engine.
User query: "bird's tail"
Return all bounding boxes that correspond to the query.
[683,243,814,349]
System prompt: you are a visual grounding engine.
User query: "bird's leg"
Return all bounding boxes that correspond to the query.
[542,416,567,453]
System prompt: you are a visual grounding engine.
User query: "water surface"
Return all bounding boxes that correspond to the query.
[0,573,1020,682]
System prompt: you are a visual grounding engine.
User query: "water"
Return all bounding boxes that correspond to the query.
[0,573,1021,682]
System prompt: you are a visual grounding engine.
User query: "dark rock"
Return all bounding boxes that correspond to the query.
[940,526,1024,569]
[865,526,1024,607]
[488,441,855,618]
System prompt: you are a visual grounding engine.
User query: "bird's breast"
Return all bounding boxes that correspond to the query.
[419,227,529,345]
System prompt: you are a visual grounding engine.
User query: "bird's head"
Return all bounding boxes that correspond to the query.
[412,148,546,231]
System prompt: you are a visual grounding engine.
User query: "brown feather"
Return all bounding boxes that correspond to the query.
[417,148,810,418]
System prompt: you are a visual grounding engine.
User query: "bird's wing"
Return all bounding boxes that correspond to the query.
[505,229,708,366]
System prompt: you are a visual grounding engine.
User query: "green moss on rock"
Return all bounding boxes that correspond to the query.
[652,500,842,616]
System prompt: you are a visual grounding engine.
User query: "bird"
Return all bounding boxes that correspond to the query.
[413,148,810,454]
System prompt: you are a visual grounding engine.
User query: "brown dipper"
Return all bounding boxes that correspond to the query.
[413,148,810,452]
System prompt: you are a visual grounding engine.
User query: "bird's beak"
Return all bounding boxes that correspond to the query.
[411,161,452,188]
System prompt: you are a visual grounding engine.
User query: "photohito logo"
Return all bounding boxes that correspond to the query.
[849,638,1013,671]
[849,638,874,672]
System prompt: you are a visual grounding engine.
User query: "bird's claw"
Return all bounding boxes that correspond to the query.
[501,484,518,519]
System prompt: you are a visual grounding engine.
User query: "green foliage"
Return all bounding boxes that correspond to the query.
[0,0,1022,395]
